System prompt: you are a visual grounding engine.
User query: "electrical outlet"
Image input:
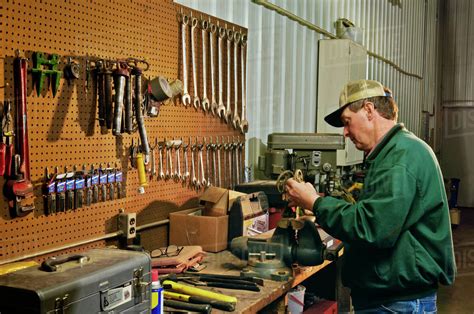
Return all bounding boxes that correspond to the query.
[118,212,136,239]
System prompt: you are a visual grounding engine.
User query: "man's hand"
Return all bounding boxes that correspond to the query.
[285,178,320,210]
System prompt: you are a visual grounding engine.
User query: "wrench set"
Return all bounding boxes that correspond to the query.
[130,135,245,190]
[42,164,124,215]
[179,12,249,134]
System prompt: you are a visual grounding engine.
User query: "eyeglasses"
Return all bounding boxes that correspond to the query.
[150,245,184,258]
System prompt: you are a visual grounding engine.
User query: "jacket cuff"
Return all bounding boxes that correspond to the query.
[312,197,324,216]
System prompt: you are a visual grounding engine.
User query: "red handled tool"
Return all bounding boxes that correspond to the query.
[4,52,35,217]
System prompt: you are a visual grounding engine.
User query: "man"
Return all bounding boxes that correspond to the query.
[285,79,455,313]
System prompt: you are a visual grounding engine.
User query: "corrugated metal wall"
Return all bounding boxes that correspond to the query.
[440,0,474,207]
[175,0,440,178]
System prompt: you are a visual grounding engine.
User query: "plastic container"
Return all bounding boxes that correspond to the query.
[287,285,306,314]
[151,269,163,314]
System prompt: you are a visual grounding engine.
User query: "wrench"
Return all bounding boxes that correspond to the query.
[158,142,165,180]
[182,139,190,182]
[190,138,198,188]
[227,136,233,189]
[205,138,212,187]
[222,136,229,188]
[201,19,210,112]
[175,139,182,181]
[232,31,242,130]
[209,23,218,116]
[217,25,227,118]
[210,137,217,186]
[216,137,222,187]
[239,138,244,183]
[234,137,240,188]
[180,14,191,106]
[224,27,234,124]
[240,33,249,133]
[190,17,201,109]
[197,138,206,188]
[150,138,157,178]
[167,140,174,180]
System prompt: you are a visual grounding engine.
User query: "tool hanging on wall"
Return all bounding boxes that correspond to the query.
[240,34,249,134]
[3,100,14,177]
[96,60,106,128]
[42,167,56,215]
[112,61,129,136]
[55,166,66,212]
[30,52,62,97]
[63,57,81,86]
[129,60,150,163]
[4,52,35,217]
[0,100,12,176]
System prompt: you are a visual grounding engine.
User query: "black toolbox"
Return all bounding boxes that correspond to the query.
[0,248,151,314]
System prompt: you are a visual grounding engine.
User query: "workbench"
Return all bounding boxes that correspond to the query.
[169,224,349,313]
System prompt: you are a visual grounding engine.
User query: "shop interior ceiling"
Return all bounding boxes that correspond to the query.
[176,0,441,177]
[0,0,247,263]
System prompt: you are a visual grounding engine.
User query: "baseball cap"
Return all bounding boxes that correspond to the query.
[324,79,388,127]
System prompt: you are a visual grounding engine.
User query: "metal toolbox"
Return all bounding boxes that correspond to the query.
[0,248,151,314]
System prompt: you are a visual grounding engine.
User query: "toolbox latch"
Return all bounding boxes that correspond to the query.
[133,267,147,301]
[54,294,69,314]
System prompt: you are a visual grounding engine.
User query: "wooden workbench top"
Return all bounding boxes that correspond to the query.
[192,250,338,313]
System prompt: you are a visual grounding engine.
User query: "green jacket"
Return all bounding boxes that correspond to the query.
[313,124,456,309]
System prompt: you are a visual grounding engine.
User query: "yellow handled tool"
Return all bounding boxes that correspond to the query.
[164,291,235,312]
[136,152,148,191]
[163,280,237,304]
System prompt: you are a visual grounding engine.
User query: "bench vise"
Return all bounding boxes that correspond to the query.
[230,217,341,281]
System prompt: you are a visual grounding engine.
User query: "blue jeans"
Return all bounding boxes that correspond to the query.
[356,293,437,313]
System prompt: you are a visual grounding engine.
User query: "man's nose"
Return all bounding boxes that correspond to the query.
[343,126,349,137]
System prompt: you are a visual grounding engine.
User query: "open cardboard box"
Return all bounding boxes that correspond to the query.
[169,187,246,252]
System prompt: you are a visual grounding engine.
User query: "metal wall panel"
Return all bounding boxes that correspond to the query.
[175,0,439,179]
[440,0,474,206]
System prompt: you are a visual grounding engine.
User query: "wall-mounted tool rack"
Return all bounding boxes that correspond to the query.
[0,0,248,263]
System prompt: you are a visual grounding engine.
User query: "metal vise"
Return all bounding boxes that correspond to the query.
[230,217,338,281]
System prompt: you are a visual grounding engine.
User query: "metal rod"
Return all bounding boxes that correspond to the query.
[252,0,423,80]
[136,218,170,232]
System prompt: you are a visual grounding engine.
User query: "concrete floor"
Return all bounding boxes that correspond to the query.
[438,208,474,313]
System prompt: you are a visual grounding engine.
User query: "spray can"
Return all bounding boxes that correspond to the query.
[151,269,163,314]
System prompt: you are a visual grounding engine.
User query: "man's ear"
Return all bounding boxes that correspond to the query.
[364,101,375,120]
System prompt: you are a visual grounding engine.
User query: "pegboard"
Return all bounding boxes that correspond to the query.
[0,0,248,263]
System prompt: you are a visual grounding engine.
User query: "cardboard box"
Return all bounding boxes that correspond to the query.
[169,187,246,252]
[169,207,229,252]
[199,187,246,216]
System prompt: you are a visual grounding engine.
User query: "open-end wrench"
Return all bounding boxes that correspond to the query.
[240,33,249,134]
[190,17,201,109]
[224,27,234,124]
[222,136,228,188]
[232,31,242,130]
[180,14,191,106]
[216,137,222,187]
[217,25,227,118]
[209,22,218,116]
[197,138,206,188]
[158,142,165,180]
[238,138,244,184]
[205,137,212,187]
[174,139,182,181]
[182,138,190,182]
[201,19,210,112]
[190,138,197,188]
[227,136,233,189]
[210,137,217,186]
[150,138,157,179]
[167,140,174,180]
[234,137,240,186]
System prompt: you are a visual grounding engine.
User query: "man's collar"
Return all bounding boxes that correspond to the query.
[365,123,404,161]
